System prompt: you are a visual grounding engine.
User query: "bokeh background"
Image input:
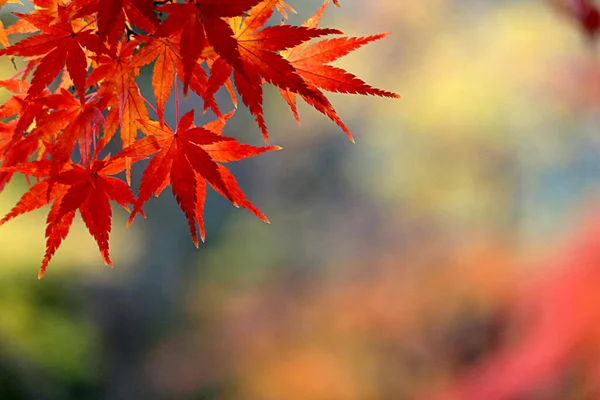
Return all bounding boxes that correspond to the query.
[3,0,600,399]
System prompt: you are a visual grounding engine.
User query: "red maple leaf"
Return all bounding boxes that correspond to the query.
[158,0,262,94]
[129,35,183,123]
[203,0,342,141]
[95,0,158,51]
[87,39,150,182]
[0,14,99,102]
[279,0,400,141]
[40,89,108,180]
[114,110,279,246]
[0,156,135,278]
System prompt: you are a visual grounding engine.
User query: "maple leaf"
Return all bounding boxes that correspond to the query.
[114,110,278,246]
[274,0,295,19]
[3,0,84,36]
[0,130,44,191]
[158,0,262,95]
[0,157,135,278]
[102,76,149,184]
[95,0,158,52]
[103,76,148,149]
[284,33,399,98]
[0,14,99,102]
[40,89,108,179]
[127,33,221,121]
[202,0,342,141]
[128,36,182,123]
[231,3,342,88]
[0,83,55,191]
[87,39,150,182]
[87,39,139,116]
[278,0,400,141]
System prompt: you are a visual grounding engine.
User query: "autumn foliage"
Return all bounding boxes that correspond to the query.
[0,0,398,277]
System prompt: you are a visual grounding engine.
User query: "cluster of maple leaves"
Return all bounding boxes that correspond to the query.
[0,0,398,278]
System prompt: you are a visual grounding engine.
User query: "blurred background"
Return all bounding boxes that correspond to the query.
[3,0,600,399]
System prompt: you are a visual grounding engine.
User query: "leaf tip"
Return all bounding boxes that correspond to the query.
[103,254,113,267]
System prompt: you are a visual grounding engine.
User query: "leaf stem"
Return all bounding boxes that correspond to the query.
[8,67,26,81]
[142,95,160,118]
